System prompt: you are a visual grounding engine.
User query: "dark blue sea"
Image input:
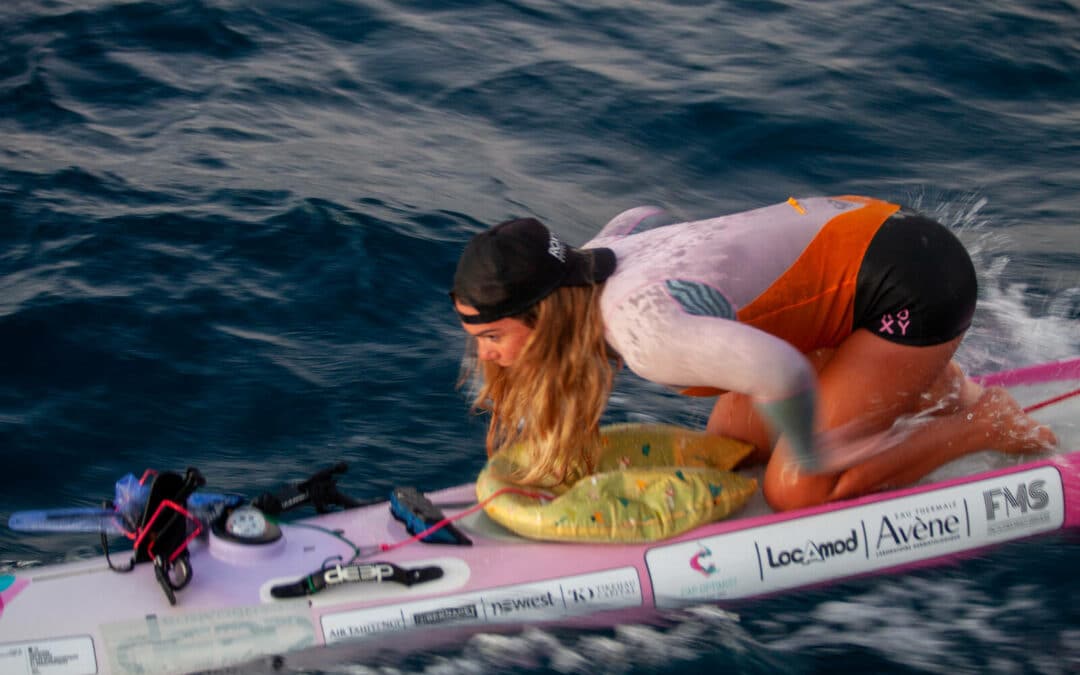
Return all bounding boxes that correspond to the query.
[2,0,1079,673]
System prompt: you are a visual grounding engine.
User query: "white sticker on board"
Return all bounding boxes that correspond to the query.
[647,466,1064,608]
[322,566,642,643]
[0,636,97,675]
[102,603,315,674]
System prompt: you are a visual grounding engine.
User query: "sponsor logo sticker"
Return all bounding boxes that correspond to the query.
[647,465,1065,608]
[564,575,641,606]
[325,613,407,641]
[487,591,555,618]
[321,567,641,644]
[689,544,717,576]
[764,529,860,568]
[982,479,1054,536]
[874,499,965,557]
[0,636,97,675]
[413,604,479,626]
[645,540,745,607]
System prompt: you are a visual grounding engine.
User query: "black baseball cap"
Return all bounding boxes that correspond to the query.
[451,218,616,324]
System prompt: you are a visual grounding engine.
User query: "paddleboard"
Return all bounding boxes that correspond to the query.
[0,359,1077,675]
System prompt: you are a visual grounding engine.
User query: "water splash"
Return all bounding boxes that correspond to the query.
[912,194,1079,373]
[755,570,1077,675]
[294,607,792,675]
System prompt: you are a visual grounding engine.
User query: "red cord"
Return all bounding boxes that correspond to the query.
[379,486,551,553]
[1022,386,1080,414]
[376,387,1080,555]
[125,387,1080,559]
[130,498,203,562]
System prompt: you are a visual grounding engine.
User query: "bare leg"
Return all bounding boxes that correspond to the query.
[706,330,1057,511]
[705,392,772,464]
[705,348,967,463]
[828,386,1057,499]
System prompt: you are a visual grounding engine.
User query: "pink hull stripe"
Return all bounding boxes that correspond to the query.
[974,357,1080,387]
[666,451,1079,541]
[657,358,1080,548]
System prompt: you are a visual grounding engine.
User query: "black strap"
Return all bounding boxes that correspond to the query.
[253,462,383,515]
[153,552,192,606]
[270,561,443,599]
[128,468,203,605]
[133,468,205,564]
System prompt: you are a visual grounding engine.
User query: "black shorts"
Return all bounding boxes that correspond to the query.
[853,210,977,347]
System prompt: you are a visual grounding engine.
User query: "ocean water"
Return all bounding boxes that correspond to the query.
[1,0,1078,673]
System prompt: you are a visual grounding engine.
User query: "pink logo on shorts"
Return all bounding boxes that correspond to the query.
[879,308,911,336]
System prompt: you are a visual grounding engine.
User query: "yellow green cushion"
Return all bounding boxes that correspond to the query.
[476,423,758,543]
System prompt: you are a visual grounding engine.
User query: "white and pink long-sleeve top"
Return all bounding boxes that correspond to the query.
[585,196,903,467]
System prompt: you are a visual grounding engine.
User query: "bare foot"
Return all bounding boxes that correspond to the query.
[969,387,1058,453]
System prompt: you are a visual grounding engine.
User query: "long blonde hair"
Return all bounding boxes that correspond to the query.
[463,284,615,486]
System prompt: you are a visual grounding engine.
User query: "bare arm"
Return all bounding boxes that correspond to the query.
[615,300,822,470]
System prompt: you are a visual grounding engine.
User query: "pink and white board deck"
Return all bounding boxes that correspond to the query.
[1,358,1077,675]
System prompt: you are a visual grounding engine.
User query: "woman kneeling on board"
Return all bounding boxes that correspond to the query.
[450,196,1057,511]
